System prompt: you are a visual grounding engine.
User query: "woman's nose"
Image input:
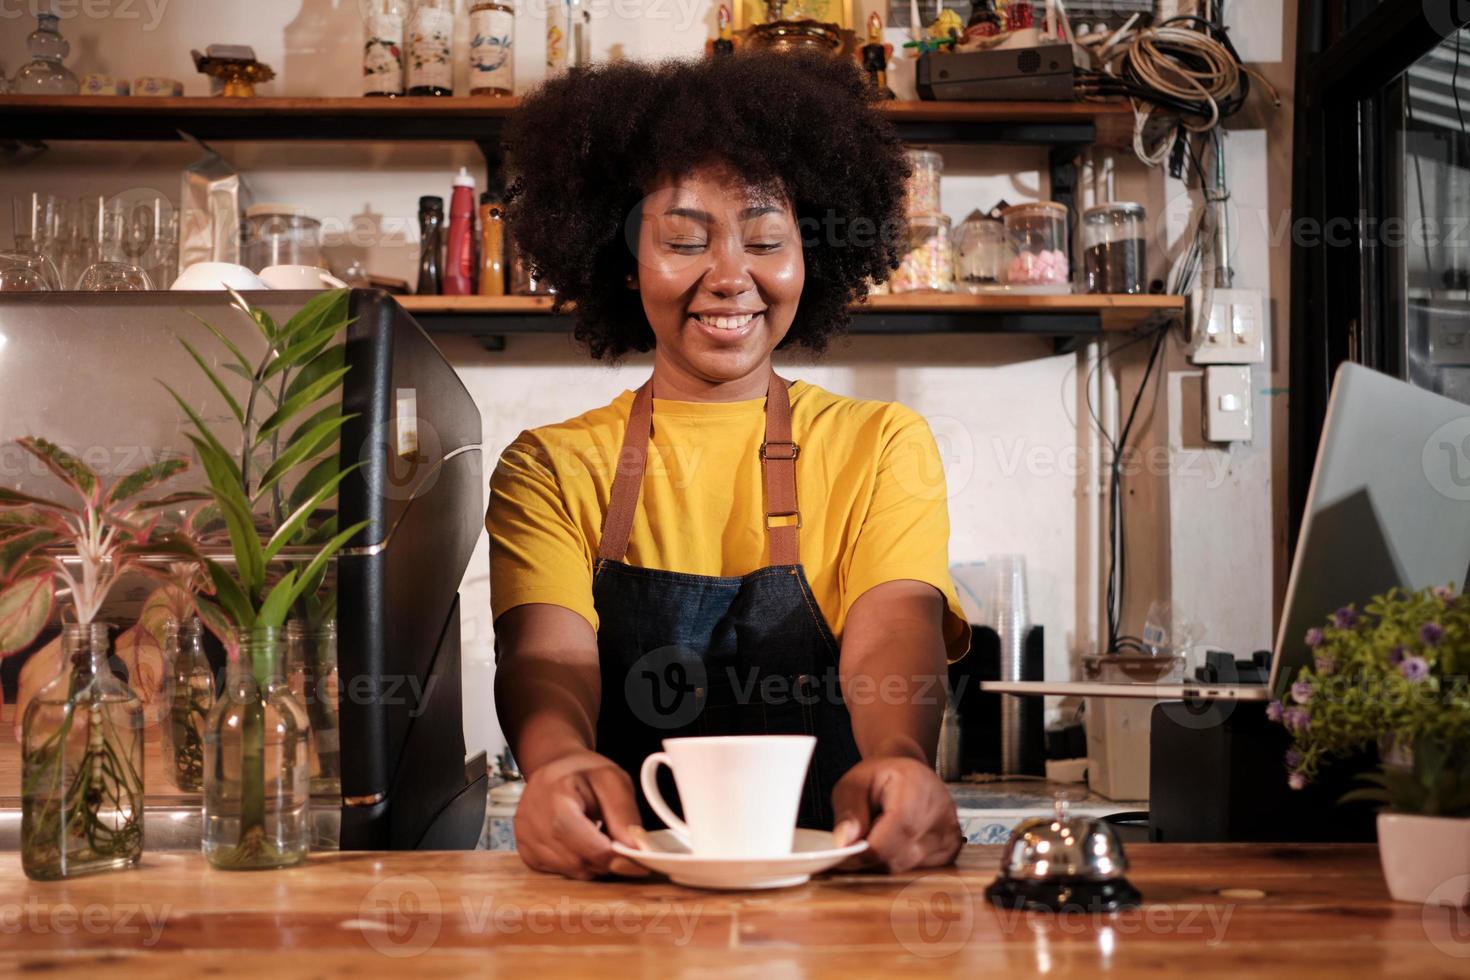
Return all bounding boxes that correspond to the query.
[701,240,755,296]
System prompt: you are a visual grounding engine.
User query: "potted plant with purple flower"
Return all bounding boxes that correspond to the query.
[1271,585,1470,906]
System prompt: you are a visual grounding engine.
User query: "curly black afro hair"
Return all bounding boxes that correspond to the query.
[504,52,911,360]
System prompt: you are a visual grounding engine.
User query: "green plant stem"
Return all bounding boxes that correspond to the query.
[240,695,267,835]
[239,346,277,501]
[270,370,290,528]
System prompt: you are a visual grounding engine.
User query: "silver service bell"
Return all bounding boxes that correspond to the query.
[985,797,1142,912]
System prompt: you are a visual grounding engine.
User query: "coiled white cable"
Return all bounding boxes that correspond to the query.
[1074,13,1282,167]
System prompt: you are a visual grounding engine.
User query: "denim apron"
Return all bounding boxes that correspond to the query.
[593,372,862,830]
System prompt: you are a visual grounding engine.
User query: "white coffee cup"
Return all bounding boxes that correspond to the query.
[639,735,815,858]
[171,261,268,291]
[259,264,349,290]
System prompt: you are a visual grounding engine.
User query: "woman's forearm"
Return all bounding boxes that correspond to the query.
[493,604,605,776]
[839,580,949,765]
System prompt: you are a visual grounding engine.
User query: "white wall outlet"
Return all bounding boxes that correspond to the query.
[1187,286,1267,365]
[1204,365,1253,443]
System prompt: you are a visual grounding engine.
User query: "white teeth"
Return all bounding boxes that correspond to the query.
[695,313,758,331]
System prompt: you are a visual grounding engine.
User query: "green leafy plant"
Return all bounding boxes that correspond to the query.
[1271,585,1470,817]
[0,440,198,878]
[0,437,197,653]
[166,287,366,868]
[163,288,365,638]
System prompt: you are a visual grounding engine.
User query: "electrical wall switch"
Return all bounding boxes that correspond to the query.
[1187,286,1267,365]
[1204,365,1253,443]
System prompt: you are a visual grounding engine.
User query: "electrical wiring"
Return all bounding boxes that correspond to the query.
[1072,12,1281,169]
[1085,319,1172,654]
[1062,4,1274,653]
[1081,126,1215,653]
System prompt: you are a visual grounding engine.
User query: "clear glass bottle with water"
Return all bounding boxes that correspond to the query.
[285,619,341,798]
[163,617,216,792]
[203,626,310,870]
[21,623,144,880]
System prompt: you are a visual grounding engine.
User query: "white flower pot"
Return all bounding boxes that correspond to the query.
[1377,812,1470,906]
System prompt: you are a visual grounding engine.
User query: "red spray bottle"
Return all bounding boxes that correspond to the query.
[444,166,477,295]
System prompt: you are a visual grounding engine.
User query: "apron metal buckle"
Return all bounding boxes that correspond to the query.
[766,510,803,529]
[760,441,800,461]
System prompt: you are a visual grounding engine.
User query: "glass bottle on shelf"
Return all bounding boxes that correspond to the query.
[12,12,80,95]
[163,617,216,793]
[546,0,569,76]
[202,626,310,870]
[417,195,444,294]
[478,191,507,295]
[469,0,514,96]
[570,0,590,67]
[407,0,455,96]
[361,0,407,97]
[21,623,144,881]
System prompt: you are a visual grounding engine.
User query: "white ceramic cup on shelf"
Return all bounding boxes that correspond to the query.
[259,264,349,290]
[639,735,815,859]
[171,261,268,291]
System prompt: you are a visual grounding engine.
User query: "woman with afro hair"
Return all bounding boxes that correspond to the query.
[488,51,972,880]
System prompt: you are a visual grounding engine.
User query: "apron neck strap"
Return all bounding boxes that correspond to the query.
[596,371,801,567]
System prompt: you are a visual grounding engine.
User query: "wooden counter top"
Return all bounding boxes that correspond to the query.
[1,844,1463,977]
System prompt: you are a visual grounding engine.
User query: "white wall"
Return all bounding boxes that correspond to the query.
[0,1,1291,764]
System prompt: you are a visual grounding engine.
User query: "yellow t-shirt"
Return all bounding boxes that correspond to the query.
[486,380,971,661]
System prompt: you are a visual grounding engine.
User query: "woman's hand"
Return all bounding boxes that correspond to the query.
[512,750,651,880]
[831,756,963,872]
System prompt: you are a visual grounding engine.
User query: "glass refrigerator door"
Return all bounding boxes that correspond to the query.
[1400,26,1470,403]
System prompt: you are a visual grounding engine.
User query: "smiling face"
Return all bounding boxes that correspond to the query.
[631,163,805,400]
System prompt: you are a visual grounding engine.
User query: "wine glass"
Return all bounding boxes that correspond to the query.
[0,251,60,291]
[75,261,154,291]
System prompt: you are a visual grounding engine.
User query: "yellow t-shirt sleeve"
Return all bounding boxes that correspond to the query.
[842,407,973,663]
[486,437,600,632]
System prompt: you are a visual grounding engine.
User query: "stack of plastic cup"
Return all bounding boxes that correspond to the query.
[983,555,1031,776]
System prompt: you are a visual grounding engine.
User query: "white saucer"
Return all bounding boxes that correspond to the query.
[611,828,868,890]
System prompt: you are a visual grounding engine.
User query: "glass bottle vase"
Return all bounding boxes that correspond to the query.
[285,619,341,798]
[21,622,144,881]
[202,627,310,870]
[12,12,80,95]
[163,617,217,792]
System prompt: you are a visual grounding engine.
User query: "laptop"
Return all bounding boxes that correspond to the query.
[983,362,1470,702]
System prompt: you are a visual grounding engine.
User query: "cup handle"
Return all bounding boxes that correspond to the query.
[319,272,349,288]
[639,751,691,848]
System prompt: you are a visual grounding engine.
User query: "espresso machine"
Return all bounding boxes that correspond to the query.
[0,290,486,850]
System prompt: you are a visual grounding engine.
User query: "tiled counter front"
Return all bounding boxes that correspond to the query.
[478,780,1142,850]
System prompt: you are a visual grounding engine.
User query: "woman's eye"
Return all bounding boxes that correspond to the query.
[748,241,784,253]
[667,240,706,253]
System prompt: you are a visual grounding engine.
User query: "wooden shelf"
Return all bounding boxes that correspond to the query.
[400,295,556,314]
[397,292,1183,344]
[859,292,1183,330]
[0,95,1133,146]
